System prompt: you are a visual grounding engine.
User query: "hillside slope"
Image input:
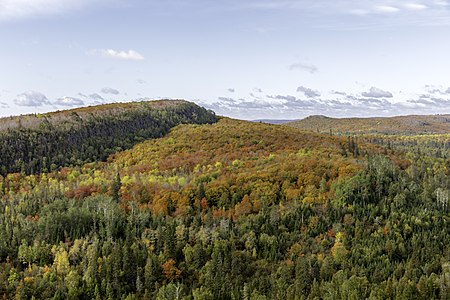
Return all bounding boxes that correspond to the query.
[0,100,217,175]
[0,118,448,299]
[288,114,450,135]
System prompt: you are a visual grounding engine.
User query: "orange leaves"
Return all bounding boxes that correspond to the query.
[162,259,182,281]
[173,194,190,216]
[234,195,252,219]
[25,214,39,223]
[383,225,389,235]
[339,164,361,177]
[200,198,208,210]
[152,194,170,216]
[65,184,99,199]
[151,191,190,216]
[327,228,336,238]
[100,118,361,217]
[0,118,364,232]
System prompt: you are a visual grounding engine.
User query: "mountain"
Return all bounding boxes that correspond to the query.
[0,105,449,299]
[287,114,450,135]
[0,100,217,175]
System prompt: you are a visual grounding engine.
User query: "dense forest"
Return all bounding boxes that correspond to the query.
[0,100,217,176]
[0,103,449,299]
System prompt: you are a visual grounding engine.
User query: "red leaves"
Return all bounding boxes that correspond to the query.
[65,184,99,199]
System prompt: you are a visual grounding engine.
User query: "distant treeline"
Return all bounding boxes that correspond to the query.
[0,101,217,175]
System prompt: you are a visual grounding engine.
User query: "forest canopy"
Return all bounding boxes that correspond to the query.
[0,105,448,299]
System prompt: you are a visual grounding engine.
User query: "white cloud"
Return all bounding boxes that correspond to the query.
[404,3,428,10]
[201,85,450,119]
[375,5,400,13]
[89,49,145,61]
[14,91,50,107]
[239,0,445,26]
[297,86,321,98]
[54,96,85,106]
[362,87,393,98]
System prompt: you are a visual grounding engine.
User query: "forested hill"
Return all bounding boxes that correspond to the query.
[287,114,450,135]
[0,100,217,175]
[1,118,448,299]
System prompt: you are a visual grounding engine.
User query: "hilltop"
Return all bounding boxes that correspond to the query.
[287,114,450,135]
[0,100,201,131]
[0,100,217,175]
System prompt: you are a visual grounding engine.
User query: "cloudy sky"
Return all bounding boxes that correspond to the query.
[1,0,450,119]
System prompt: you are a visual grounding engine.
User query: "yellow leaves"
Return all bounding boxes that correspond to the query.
[67,169,80,182]
[142,237,155,253]
[285,188,302,202]
[332,232,348,264]
[331,241,348,263]
[23,276,34,284]
[167,176,179,186]
[0,118,362,227]
[193,164,203,173]
[335,231,344,242]
[248,180,277,207]
[165,137,175,145]
[121,175,133,186]
[42,265,51,274]
[52,245,70,275]
[338,165,360,178]
[297,148,311,157]
[177,177,187,186]
[232,159,244,169]
[8,268,18,285]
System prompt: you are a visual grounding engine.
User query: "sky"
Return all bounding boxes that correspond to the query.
[1,0,450,120]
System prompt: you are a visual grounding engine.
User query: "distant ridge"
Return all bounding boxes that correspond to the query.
[252,119,298,125]
[0,99,217,175]
[0,99,192,131]
[287,114,450,135]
